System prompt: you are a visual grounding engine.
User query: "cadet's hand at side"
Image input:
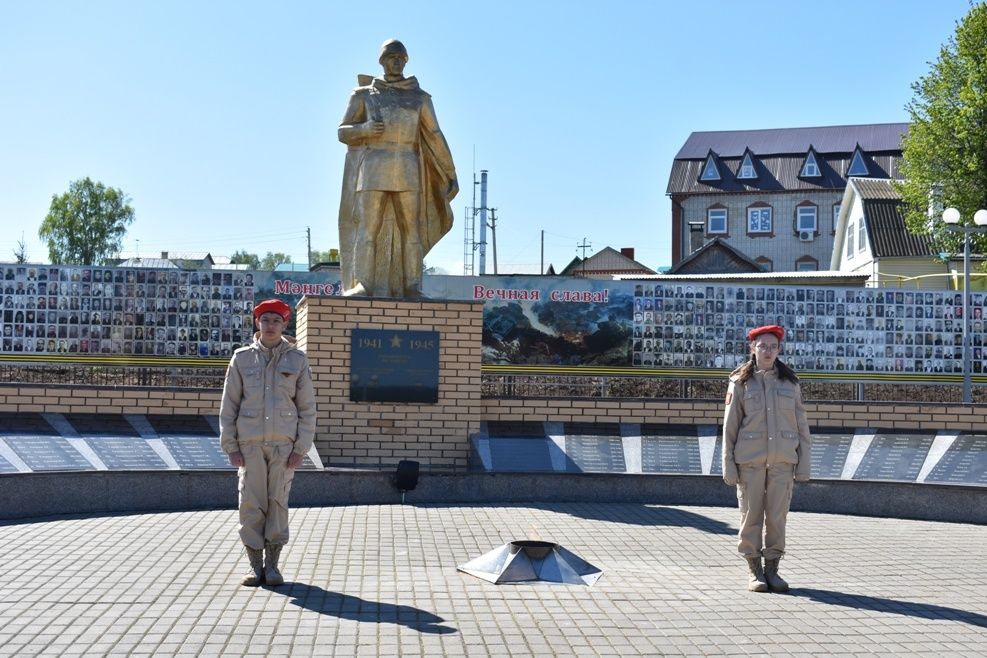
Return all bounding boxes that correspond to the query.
[287,452,304,469]
[228,451,245,468]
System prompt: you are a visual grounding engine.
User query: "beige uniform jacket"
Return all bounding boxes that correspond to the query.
[219,334,317,457]
[722,367,811,483]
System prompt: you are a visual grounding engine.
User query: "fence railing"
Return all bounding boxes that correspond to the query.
[0,362,982,404]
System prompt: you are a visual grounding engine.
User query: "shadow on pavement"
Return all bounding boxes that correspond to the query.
[530,502,737,535]
[275,583,457,634]
[791,587,987,628]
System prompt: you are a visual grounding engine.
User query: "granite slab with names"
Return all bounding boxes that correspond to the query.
[811,433,855,479]
[0,454,18,474]
[159,435,234,470]
[853,434,935,482]
[641,435,703,474]
[83,436,169,470]
[5,436,95,472]
[925,434,987,485]
[564,435,626,473]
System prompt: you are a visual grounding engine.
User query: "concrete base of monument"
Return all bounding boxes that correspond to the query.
[0,469,984,524]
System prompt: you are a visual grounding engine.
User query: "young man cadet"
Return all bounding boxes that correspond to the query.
[220,298,317,586]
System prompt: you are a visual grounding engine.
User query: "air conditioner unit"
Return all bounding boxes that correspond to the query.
[798,230,814,242]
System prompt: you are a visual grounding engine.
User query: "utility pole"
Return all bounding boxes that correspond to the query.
[541,230,544,275]
[577,237,592,277]
[306,226,312,270]
[489,208,498,275]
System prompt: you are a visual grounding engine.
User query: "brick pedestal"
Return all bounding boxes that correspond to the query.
[296,296,483,471]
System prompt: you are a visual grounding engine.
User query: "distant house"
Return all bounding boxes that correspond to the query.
[665,237,765,275]
[667,123,908,273]
[557,247,656,279]
[831,178,949,289]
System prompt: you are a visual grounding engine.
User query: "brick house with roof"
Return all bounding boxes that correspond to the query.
[667,123,908,273]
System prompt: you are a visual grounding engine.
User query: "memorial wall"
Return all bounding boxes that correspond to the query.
[3,265,986,379]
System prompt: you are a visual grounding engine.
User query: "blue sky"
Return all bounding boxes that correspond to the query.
[0,0,974,274]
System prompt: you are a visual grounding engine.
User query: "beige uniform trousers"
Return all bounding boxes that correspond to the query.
[238,442,295,550]
[736,462,794,559]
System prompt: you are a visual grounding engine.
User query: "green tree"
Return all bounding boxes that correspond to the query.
[230,250,261,269]
[13,234,28,263]
[38,177,135,265]
[260,252,292,270]
[896,2,987,253]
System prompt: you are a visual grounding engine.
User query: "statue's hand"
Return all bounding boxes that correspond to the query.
[362,120,384,138]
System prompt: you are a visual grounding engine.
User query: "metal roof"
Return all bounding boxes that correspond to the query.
[614,270,871,283]
[667,153,901,195]
[674,123,909,159]
[852,177,903,200]
[864,199,934,259]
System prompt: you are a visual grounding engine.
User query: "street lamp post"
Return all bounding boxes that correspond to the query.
[941,207,987,403]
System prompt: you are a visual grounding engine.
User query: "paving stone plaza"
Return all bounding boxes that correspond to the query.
[2,501,986,656]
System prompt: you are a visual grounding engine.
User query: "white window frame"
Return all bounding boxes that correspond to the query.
[707,208,727,234]
[832,204,841,233]
[738,153,757,179]
[846,220,855,259]
[701,154,721,181]
[801,151,821,177]
[857,216,867,253]
[747,207,772,233]
[797,206,817,232]
[796,259,819,272]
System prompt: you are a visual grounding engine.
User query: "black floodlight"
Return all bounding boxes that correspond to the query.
[394,459,419,502]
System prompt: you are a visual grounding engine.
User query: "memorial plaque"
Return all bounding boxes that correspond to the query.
[488,438,556,472]
[7,435,95,471]
[811,433,854,479]
[350,329,439,403]
[853,433,934,482]
[159,435,234,470]
[925,434,987,486]
[641,436,702,474]
[83,436,169,470]
[565,436,626,473]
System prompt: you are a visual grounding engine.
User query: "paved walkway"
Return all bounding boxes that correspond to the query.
[1,502,986,657]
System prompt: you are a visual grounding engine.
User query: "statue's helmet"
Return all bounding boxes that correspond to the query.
[379,39,408,63]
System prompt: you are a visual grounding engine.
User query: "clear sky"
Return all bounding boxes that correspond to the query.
[0,0,974,274]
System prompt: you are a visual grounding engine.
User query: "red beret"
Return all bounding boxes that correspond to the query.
[747,324,785,342]
[253,299,291,321]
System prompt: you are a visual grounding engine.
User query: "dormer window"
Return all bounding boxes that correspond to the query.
[700,151,721,182]
[737,150,757,180]
[800,148,821,178]
[847,146,869,176]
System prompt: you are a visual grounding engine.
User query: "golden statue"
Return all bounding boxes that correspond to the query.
[337,39,458,298]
